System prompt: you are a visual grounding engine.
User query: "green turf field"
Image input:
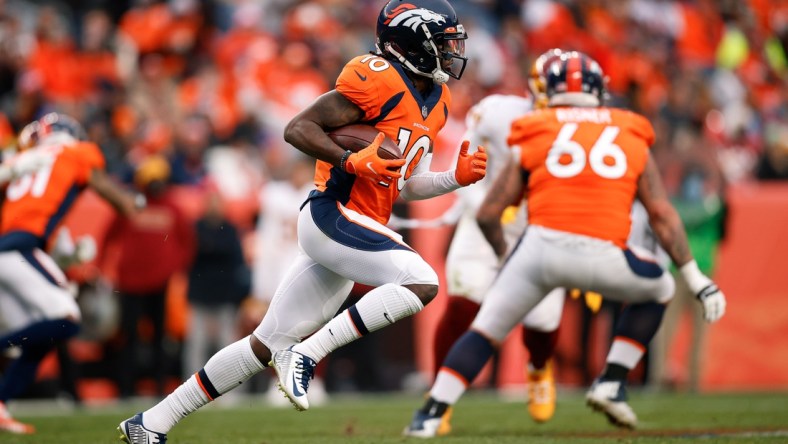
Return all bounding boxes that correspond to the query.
[4,390,788,443]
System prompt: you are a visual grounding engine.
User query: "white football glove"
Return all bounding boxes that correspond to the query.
[680,260,727,323]
[695,283,726,323]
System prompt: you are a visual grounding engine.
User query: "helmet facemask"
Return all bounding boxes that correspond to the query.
[380,23,467,85]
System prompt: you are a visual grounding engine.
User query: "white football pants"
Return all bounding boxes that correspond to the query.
[0,249,79,335]
[472,225,675,342]
[254,198,438,352]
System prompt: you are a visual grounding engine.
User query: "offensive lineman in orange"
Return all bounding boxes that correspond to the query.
[404,51,726,437]
[0,113,141,434]
[119,1,487,442]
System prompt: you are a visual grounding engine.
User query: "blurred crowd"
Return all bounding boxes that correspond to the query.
[0,0,786,400]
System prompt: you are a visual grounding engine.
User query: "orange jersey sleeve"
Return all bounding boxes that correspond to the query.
[1,141,106,242]
[509,107,653,247]
[313,55,450,224]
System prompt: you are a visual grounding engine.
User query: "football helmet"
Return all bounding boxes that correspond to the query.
[376,0,468,84]
[528,48,564,109]
[545,51,606,108]
[18,112,86,150]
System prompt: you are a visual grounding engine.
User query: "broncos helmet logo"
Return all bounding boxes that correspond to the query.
[384,4,446,32]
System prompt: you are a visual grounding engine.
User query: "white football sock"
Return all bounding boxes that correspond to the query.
[606,338,645,370]
[143,337,264,433]
[294,284,423,362]
[430,369,468,405]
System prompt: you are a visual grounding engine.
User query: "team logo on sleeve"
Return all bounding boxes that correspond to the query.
[384,4,446,31]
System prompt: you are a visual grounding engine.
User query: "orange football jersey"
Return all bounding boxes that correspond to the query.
[1,141,105,245]
[508,107,654,247]
[313,54,452,224]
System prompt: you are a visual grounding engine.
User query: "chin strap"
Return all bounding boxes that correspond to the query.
[431,67,449,85]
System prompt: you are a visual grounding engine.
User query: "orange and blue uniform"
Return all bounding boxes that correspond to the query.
[508,107,654,248]
[0,141,105,252]
[311,54,451,225]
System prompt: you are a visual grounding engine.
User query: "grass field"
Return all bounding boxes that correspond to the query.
[4,390,788,443]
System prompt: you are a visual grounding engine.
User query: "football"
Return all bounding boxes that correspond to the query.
[327,124,402,160]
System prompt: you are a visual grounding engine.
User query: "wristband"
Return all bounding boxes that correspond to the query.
[679,259,711,294]
[339,150,353,173]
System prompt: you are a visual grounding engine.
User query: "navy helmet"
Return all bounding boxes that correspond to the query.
[376,0,468,84]
[545,51,607,107]
[18,112,87,150]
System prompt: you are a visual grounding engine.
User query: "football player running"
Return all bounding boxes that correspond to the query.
[403,51,726,437]
[415,49,673,432]
[0,113,141,434]
[119,1,487,442]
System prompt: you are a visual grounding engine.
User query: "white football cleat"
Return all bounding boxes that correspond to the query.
[585,378,637,429]
[118,413,167,443]
[270,346,317,411]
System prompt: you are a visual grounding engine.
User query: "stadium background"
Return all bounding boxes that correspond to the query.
[0,0,787,405]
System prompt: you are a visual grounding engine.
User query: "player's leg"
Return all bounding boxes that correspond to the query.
[432,297,480,376]
[267,199,433,410]
[0,295,44,435]
[434,216,498,376]
[405,234,552,437]
[117,292,142,399]
[122,333,268,441]
[583,248,675,429]
[256,248,355,410]
[126,252,351,440]
[521,288,565,423]
[147,289,168,397]
[0,250,80,434]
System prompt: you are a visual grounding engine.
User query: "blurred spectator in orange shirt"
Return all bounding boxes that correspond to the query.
[178,63,240,141]
[117,0,204,78]
[24,5,86,105]
[256,41,328,121]
[212,2,277,75]
[78,10,120,95]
